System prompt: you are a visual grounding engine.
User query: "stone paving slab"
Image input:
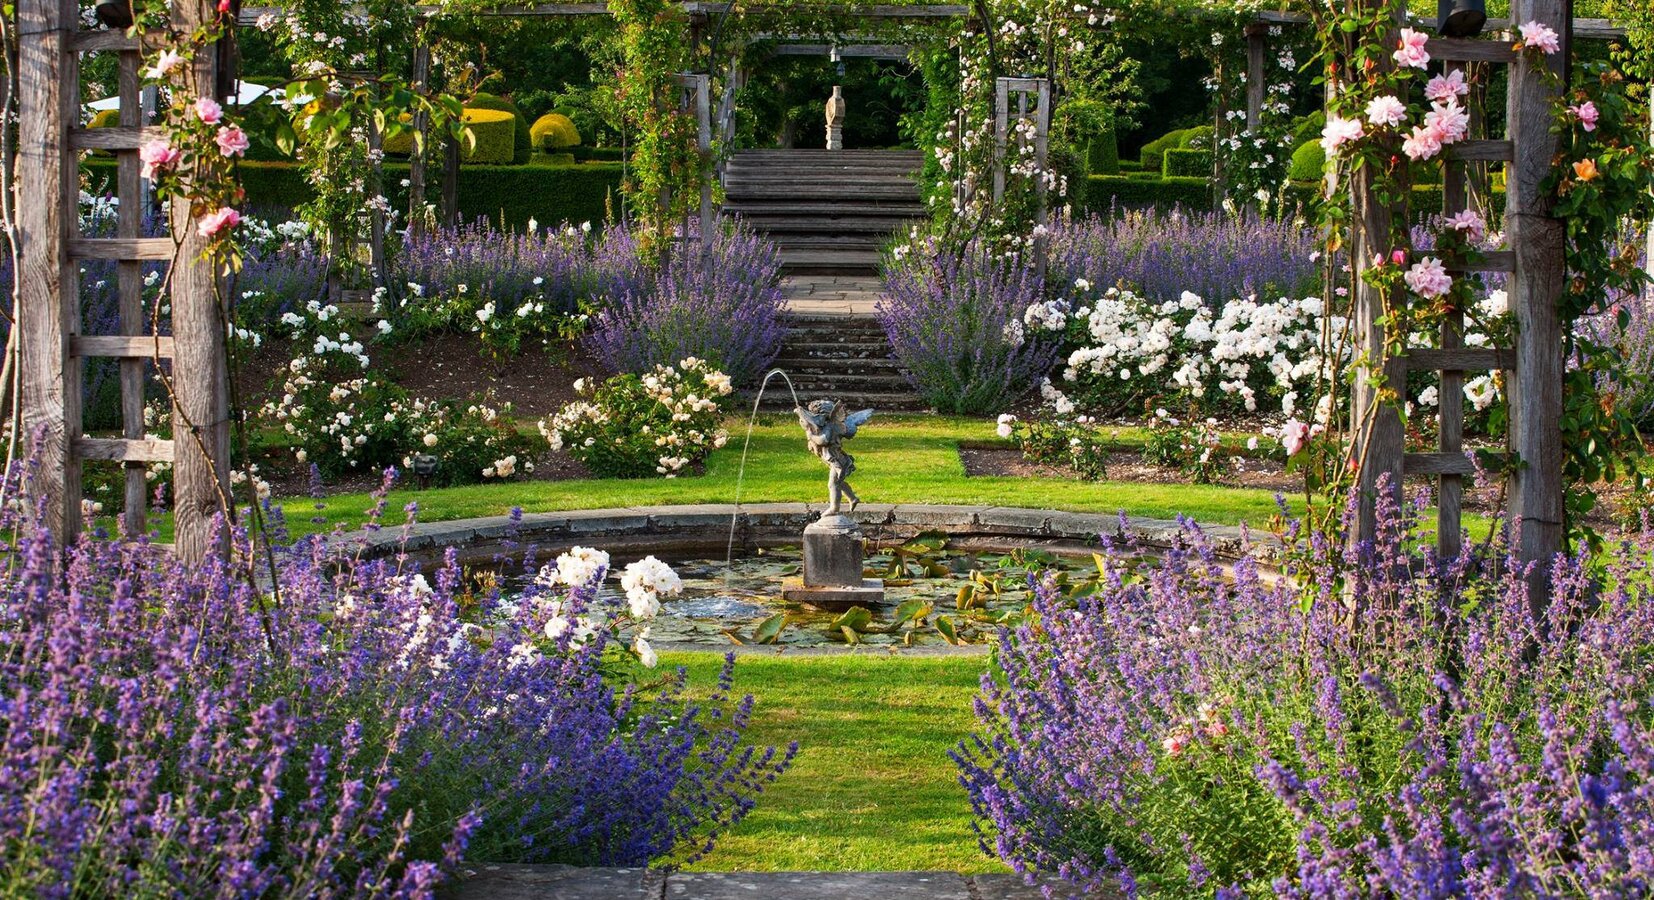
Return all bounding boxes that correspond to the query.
[448,868,1116,899]
[781,275,884,317]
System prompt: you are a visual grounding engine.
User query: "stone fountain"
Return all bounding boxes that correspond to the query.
[780,399,885,610]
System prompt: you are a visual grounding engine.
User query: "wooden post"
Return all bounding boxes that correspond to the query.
[170,0,233,561]
[1348,6,1408,548]
[442,131,460,228]
[367,44,388,298]
[407,37,431,234]
[1245,24,1267,132]
[16,0,78,542]
[1505,0,1568,605]
[117,49,147,536]
[1438,64,1470,561]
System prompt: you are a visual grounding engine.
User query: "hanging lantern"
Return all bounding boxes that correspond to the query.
[95,0,135,29]
[1437,0,1487,38]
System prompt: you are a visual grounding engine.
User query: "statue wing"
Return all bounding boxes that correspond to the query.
[845,409,875,429]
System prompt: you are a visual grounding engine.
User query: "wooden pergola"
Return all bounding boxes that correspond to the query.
[10,0,1632,575]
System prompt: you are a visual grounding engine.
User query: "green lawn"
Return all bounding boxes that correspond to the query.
[664,651,1003,873]
[278,415,1302,535]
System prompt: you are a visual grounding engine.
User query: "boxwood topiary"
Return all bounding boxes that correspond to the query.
[1162,148,1212,178]
[1177,125,1214,150]
[468,91,532,165]
[1287,140,1325,183]
[530,113,582,151]
[1139,127,1192,172]
[459,109,517,166]
[1086,127,1120,176]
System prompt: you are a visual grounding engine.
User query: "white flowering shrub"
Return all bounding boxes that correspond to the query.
[526,547,685,669]
[539,358,733,479]
[995,413,1111,481]
[260,299,533,483]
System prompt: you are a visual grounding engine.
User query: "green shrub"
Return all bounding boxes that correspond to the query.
[533,152,577,166]
[530,113,582,150]
[88,109,121,129]
[468,92,532,165]
[460,109,516,165]
[1086,129,1120,176]
[1177,125,1214,150]
[1162,148,1212,178]
[1139,128,1192,171]
[1290,111,1326,146]
[83,158,626,231]
[539,359,735,479]
[1287,140,1325,183]
[1080,175,1213,213]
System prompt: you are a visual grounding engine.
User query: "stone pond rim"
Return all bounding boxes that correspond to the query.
[341,502,1265,568]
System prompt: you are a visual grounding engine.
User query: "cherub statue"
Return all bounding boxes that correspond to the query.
[796,400,874,516]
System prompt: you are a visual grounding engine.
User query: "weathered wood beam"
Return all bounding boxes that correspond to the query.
[237,3,970,24]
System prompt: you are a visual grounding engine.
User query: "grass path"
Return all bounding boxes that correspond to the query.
[665,651,1004,873]
[277,415,1301,535]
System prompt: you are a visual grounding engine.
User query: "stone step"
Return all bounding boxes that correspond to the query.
[725,201,927,217]
[730,183,920,200]
[746,390,929,412]
[781,251,884,275]
[769,235,893,250]
[772,356,902,371]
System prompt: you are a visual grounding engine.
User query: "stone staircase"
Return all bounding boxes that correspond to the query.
[750,314,929,413]
[722,149,925,276]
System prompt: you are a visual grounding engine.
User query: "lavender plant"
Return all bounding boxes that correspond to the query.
[877,239,1062,416]
[584,227,786,387]
[956,493,1654,897]
[0,497,792,896]
[1050,207,1320,305]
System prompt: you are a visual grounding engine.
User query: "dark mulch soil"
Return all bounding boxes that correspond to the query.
[238,334,604,419]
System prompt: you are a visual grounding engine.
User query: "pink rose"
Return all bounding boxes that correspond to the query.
[1391,249,1408,266]
[1161,732,1190,757]
[1571,101,1599,132]
[1364,95,1408,128]
[144,49,185,80]
[1319,115,1364,154]
[1518,21,1561,55]
[1280,419,1311,458]
[193,97,223,125]
[1393,28,1431,69]
[1405,257,1453,299]
[215,125,250,157]
[138,140,182,179]
[1402,124,1445,161]
[1425,99,1470,144]
[1445,209,1486,243]
[197,206,241,239]
[1425,70,1469,104]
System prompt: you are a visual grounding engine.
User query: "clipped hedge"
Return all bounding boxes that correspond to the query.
[81,159,624,230]
[469,92,533,165]
[1281,180,1508,222]
[1087,129,1120,176]
[531,113,582,150]
[1287,140,1325,182]
[1163,148,1212,178]
[1081,175,1213,213]
[1138,128,1192,172]
[459,108,517,165]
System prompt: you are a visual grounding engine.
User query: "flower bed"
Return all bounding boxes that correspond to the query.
[0,508,791,896]
[957,496,1654,896]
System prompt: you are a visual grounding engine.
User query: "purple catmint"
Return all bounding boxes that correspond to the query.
[958,487,1654,897]
[584,225,786,386]
[877,239,1061,415]
[0,468,792,896]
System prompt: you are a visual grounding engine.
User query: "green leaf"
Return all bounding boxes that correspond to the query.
[832,606,874,633]
[839,625,862,645]
[936,616,963,645]
[753,613,788,644]
[893,599,932,625]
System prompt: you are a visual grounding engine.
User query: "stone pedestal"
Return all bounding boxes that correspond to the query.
[781,514,885,610]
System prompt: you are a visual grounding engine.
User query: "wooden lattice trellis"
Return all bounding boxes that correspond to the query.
[993,76,1051,277]
[1351,0,1568,580]
[18,0,231,562]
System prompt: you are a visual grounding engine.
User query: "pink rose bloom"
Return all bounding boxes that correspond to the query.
[1402,124,1445,161]
[1519,21,1561,55]
[1280,419,1311,457]
[1571,101,1599,132]
[1393,28,1431,69]
[1364,95,1408,128]
[1405,256,1453,299]
[1425,99,1470,143]
[193,97,223,124]
[1161,732,1190,756]
[197,206,241,239]
[1446,209,1486,243]
[144,49,185,80]
[215,125,250,157]
[1391,249,1408,266]
[1425,69,1469,103]
[138,140,182,179]
[1319,115,1364,154]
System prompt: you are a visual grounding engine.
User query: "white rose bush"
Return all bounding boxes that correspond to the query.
[540,358,734,479]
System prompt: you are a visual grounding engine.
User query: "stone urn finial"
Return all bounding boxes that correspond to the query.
[825,86,846,151]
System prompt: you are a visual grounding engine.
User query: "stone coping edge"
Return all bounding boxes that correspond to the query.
[336,502,1271,562]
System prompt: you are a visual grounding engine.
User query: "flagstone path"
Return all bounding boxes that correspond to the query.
[450,865,1113,899]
